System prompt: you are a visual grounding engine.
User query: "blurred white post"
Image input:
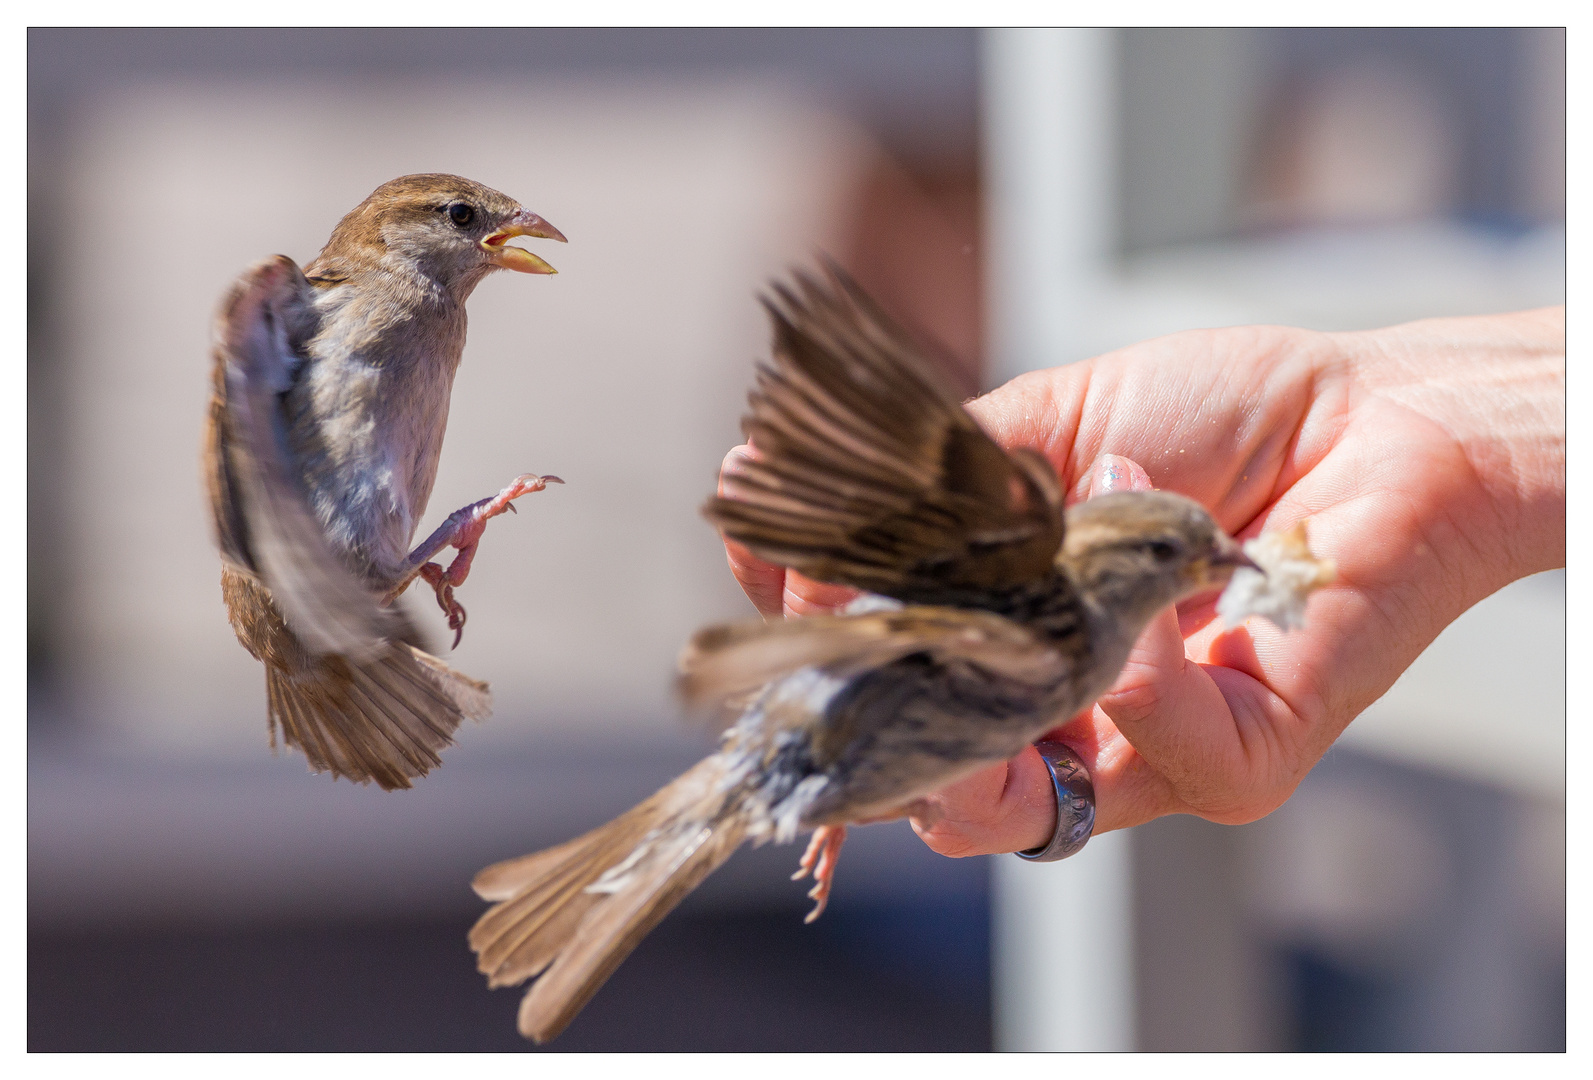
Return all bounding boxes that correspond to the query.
[984,27,1119,385]
[982,28,1136,1052]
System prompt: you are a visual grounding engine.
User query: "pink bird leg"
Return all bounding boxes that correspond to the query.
[400,473,562,647]
[791,825,848,923]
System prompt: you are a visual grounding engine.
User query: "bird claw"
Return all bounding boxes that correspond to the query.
[404,472,559,648]
[419,562,469,649]
[793,825,847,924]
[404,468,560,646]
[483,472,561,518]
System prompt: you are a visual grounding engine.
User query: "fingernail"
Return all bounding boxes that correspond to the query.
[721,445,752,478]
[1087,454,1154,497]
[1089,456,1124,497]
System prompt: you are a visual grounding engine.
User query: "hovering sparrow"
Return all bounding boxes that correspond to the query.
[204,174,566,791]
[468,267,1258,1042]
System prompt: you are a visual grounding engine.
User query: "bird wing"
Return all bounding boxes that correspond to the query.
[678,606,1068,712]
[207,255,421,661]
[703,265,1065,602]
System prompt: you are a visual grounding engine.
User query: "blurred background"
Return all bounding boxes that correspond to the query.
[27,27,1563,1051]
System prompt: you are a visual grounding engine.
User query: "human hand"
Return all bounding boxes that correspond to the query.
[718,308,1564,849]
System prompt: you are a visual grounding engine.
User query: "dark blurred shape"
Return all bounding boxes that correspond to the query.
[30,899,991,1051]
[1254,28,1563,229]
[1134,748,1565,1051]
[1283,952,1397,1052]
[28,730,994,1049]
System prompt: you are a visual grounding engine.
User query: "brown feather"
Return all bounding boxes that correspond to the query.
[222,566,487,790]
[469,759,744,1043]
[204,175,566,787]
[204,226,511,789]
[703,266,1064,602]
[516,816,746,1043]
[677,605,1069,713]
[211,256,421,661]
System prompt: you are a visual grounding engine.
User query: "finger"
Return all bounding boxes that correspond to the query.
[724,538,787,620]
[1083,450,1299,823]
[1043,705,1179,835]
[1095,603,1232,783]
[716,444,756,498]
[962,368,1080,484]
[907,748,1058,857]
[782,571,860,619]
[1099,645,1301,823]
[719,446,787,618]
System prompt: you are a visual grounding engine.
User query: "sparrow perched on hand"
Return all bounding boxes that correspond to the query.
[204,174,566,790]
[468,267,1256,1042]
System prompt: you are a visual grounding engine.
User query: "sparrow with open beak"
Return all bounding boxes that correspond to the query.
[467,266,1258,1042]
[204,174,566,790]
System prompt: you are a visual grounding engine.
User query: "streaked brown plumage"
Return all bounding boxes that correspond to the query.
[205,174,565,790]
[469,267,1254,1042]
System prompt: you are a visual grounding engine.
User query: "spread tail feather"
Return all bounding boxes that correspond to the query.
[469,757,747,1043]
[265,643,490,791]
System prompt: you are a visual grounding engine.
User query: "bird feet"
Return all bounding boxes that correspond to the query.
[407,473,563,648]
[792,825,848,924]
[418,562,468,648]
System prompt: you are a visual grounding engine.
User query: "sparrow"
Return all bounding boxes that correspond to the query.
[468,266,1256,1042]
[203,174,566,791]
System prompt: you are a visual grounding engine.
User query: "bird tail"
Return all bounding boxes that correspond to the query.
[264,643,491,791]
[223,562,490,791]
[469,756,748,1043]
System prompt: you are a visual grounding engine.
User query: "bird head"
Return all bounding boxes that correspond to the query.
[313,173,567,296]
[1059,490,1255,625]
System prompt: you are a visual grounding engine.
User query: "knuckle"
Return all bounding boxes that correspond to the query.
[1099,675,1164,726]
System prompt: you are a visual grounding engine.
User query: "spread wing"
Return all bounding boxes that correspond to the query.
[704,265,1064,603]
[678,606,1069,711]
[206,255,422,661]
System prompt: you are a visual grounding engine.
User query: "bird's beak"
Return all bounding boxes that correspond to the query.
[481,209,568,274]
[1210,534,1261,573]
[1188,534,1260,589]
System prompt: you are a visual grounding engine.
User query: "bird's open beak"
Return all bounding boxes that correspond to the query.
[481,209,568,274]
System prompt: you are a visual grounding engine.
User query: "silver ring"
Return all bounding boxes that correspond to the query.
[1015,740,1095,862]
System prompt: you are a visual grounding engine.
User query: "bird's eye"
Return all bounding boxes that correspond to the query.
[447,202,475,227]
[1148,540,1180,562]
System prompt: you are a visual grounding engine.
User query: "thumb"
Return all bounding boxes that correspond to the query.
[1083,452,1191,730]
[1087,455,1243,810]
[1083,454,1196,748]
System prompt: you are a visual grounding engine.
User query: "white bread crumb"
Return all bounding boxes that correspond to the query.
[1216,521,1336,631]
